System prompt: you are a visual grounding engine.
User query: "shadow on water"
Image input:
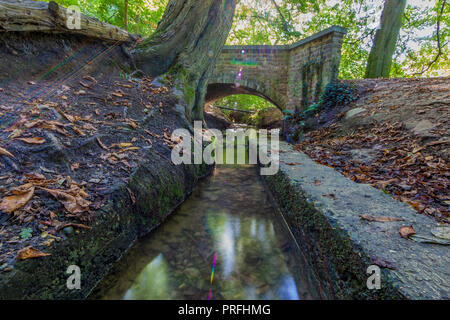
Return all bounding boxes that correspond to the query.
[90,165,325,300]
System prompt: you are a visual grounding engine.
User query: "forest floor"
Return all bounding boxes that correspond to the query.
[294,77,449,224]
[0,73,182,270]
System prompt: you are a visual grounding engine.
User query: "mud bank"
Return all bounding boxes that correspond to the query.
[262,142,449,299]
[0,28,213,299]
[0,158,212,299]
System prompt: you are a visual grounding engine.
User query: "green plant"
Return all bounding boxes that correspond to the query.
[20,228,33,240]
[283,81,357,142]
[320,81,357,110]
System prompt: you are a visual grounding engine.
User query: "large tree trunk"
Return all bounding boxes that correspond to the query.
[132,0,237,121]
[365,0,406,78]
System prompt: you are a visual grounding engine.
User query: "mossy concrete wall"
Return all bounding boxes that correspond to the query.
[0,154,213,299]
[207,26,347,111]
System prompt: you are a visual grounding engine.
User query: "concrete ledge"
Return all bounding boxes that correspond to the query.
[221,26,347,51]
[288,26,347,50]
[263,142,449,299]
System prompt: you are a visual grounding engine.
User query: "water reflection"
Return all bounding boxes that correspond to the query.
[91,165,323,300]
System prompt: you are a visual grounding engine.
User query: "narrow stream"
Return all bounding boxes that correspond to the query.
[90,165,324,300]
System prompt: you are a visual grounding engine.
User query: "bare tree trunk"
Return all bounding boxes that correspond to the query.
[135,14,140,35]
[365,0,406,78]
[133,0,237,121]
[124,0,128,31]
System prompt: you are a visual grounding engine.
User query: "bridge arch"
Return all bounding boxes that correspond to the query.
[206,77,285,110]
[207,26,347,113]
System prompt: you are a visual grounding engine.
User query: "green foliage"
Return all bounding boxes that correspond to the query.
[212,94,274,113]
[41,0,167,36]
[320,81,357,110]
[229,0,449,79]
[20,228,33,240]
[42,0,448,112]
[283,80,356,127]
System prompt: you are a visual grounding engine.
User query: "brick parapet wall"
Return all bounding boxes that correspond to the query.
[209,26,347,111]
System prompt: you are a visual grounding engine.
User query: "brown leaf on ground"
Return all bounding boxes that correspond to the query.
[125,119,138,129]
[284,162,301,166]
[144,129,161,138]
[24,173,46,180]
[111,142,132,149]
[8,129,24,140]
[399,225,416,239]
[83,75,97,83]
[16,246,51,260]
[360,214,404,222]
[119,147,139,153]
[0,147,14,158]
[17,137,46,144]
[96,137,108,150]
[57,108,75,123]
[40,187,90,214]
[0,184,35,213]
[72,126,85,136]
[370,256,396,270]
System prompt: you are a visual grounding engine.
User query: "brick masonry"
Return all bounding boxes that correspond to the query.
[207,26,347,111]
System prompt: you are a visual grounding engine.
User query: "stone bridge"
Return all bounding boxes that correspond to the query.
[206,26,347,111]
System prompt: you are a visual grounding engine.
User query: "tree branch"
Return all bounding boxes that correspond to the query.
[411,0,446,76]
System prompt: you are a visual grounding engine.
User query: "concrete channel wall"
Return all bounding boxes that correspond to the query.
[263,142,449,299]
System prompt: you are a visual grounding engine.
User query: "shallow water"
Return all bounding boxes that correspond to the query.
[91,165,323,300]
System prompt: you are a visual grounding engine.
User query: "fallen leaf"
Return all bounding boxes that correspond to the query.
[70,163,80,171]
[40,187,90,214]
[370,256,395,270]
[399,225,416,239]
[96,138,108,150]
[79,81,90,88]
[119,147,139,153]
[0,147,14,158]
[8,129,24,140]
[57,108,75,123]
[111,142,132,148]
[0,184,35,213]
[360,214,404,222]
[125,119,138,129]
[72,126,85,136]
[16,246,50,260]
[17,137,46,144]
[83,75,97,83]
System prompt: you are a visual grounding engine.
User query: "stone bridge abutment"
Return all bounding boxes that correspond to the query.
[207,26,347,112]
